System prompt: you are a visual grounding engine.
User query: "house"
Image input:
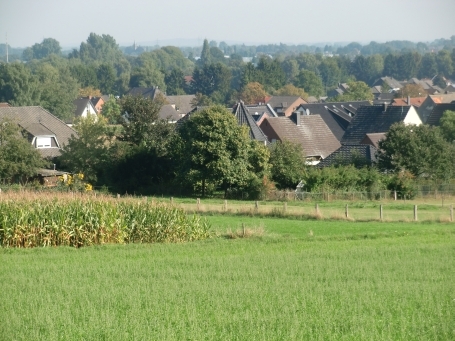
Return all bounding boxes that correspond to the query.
[232,102,269,144]
[166,95,196,116]
[72,98,97,123]
[391,96,426,108]
[293,101,369,141]
[327,83,349,98]
[265,96,308,117]
[317,144,378,168]
[125,86,163,99]
[242,103,277,126]
[260,112,341,164]
[417,94,455,123]
[90,96,105,113]
[0,106,78,158]
[425,103,455,126]
[341,104,422,145]
[158,104,181,123]
[403,78,442,95]
[372,77,404,92]
[372,92,395,104]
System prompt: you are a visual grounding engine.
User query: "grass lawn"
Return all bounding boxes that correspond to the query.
[1,217,454,340]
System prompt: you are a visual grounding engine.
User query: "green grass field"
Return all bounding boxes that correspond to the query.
[2,216,454,340]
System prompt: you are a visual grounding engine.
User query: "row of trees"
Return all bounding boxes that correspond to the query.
[2,34,455,121]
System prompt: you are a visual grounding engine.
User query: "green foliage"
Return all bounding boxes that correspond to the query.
[378,122,455,180]
[386,171,417,199]
[302,165,386,193]
[330,80,374,102]
[191,63,232,102]
[0,118,47,183]
[269,140,306,190]
[295,69,324,97]
[58,115,111,184]
[0,62,41,106]
[22,38,61,61]
[101,95,122,124]
[439,110,455,142]
[0,198,210,247]
[119,95,166,148]
[164,68,186,95]
[177,106,257,197]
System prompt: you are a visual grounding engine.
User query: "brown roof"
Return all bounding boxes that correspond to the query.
[429,93,455,104]
[360,133,386,149]
[0,106,77,158]
[260,114,340,158]
[391,97,426,107]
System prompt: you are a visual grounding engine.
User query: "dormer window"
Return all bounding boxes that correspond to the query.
[32,135,60,149]
[36,137,52,148]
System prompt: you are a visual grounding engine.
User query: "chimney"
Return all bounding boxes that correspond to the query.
[383,103,388,112]
[295,112,301,126]
[407,95,411,105]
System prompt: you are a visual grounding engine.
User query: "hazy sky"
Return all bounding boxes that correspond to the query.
[1,0,455,48]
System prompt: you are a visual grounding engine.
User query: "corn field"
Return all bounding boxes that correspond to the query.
[0,194,210,248]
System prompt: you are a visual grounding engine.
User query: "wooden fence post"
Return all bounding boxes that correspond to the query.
[117,194,120,199]
[315,203,319,214]
[414,205,418,221]
[224,200,227,211]
[451,205,453,222]
[394,191,397,201]
[255,201,259,212]
[283,202,287,213]
[345,204,349,218]
[170,197,173,204]
[380,205,383,221]
[197,198,200,211]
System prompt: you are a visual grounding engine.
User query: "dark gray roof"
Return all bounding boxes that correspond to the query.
[342,105,413,144]
[176,106,208,128]
[232,102,269,143]
[373,77,404,89]
[0,106,78,158]
[426,103,455,126]
[318,144,378,168]
[125,87,162,99]
[294,101,369,141]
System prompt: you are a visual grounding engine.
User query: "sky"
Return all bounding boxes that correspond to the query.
[1,0,455,48]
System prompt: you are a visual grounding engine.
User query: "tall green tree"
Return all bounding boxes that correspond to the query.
[0,118,47,183]
[199,39,211,66]
[22,38,62,61]
[269,140,306,189]
[296,69,324,97]
[165,68,186,95]
[58,115,110,184]
[377,122,454,181]
[119,95,166,148]
[177,105,254,197]
[439,110,455,142]
[0,62,41,106]
[191,63,231,102]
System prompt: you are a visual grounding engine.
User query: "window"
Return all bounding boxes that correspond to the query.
[36,137,52,148]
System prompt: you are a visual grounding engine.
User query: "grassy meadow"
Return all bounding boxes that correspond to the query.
[2,214,454,340]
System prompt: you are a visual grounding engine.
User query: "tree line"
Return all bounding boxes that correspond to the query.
[1,34,455,123]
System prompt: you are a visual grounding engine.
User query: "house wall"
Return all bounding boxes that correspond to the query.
[403,106,423,125]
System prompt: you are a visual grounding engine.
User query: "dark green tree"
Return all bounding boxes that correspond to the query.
[97,63,116,94]
[269,140,306,189]
[377,122,454,181]
[418,53,438,78]
[22,38,62,61]
[0,62,41,106]
[191,63,231,102]
[177,105,254,197]
[200,39,211,66]
[164,68,186,95]
[330,81,373,102]
[0,118,47,183]
[296,69,324,97]
[119,95,166,148]
[439,110,455,142]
